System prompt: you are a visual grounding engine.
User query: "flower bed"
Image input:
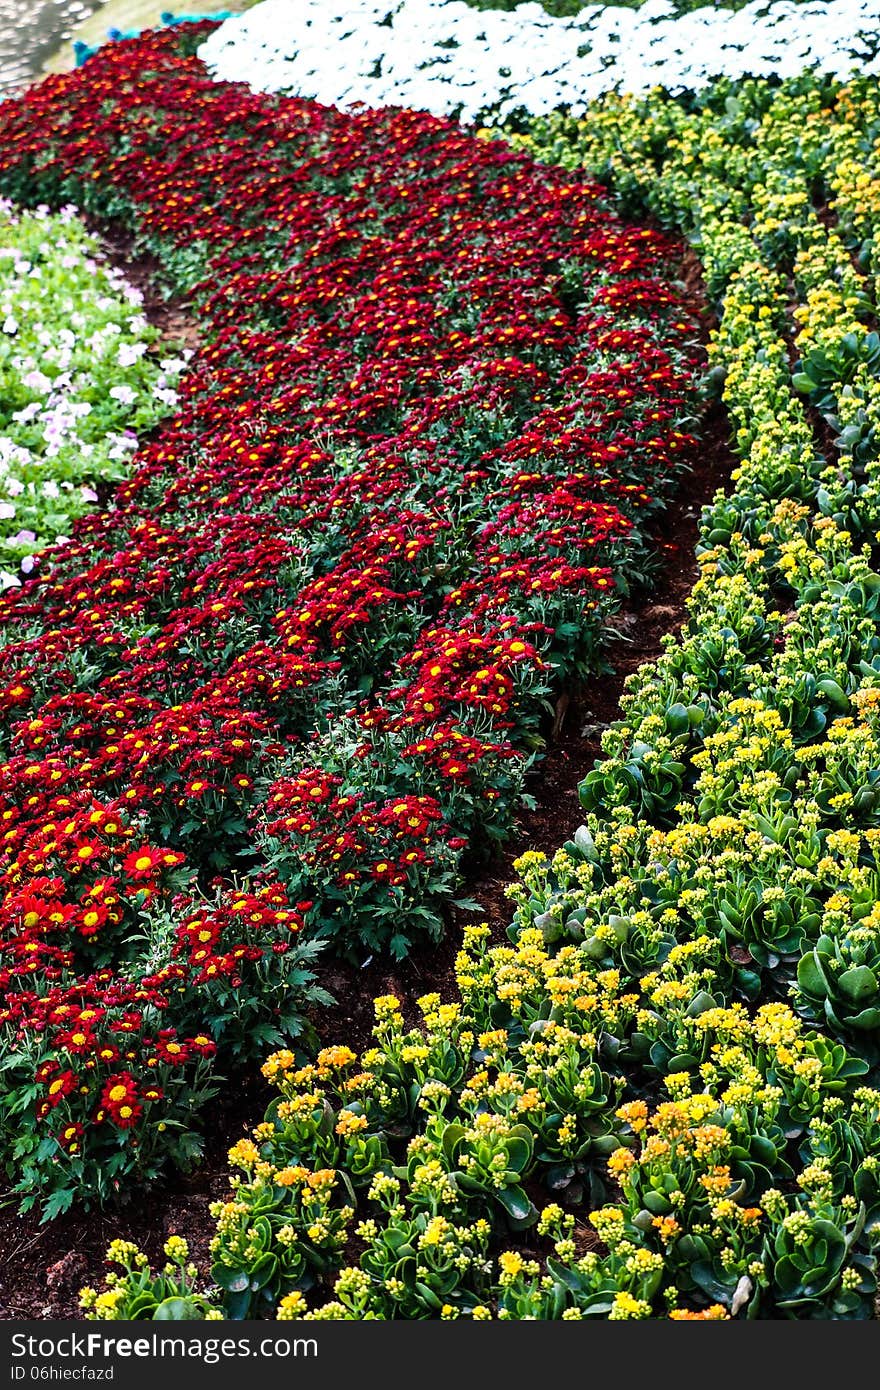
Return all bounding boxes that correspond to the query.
[198,0,880,120]
[0,29,703,1218]
[74,58,880,1320]
[0,198,185,578]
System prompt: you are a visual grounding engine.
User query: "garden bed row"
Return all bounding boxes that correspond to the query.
[0,199,184,572]
[198,0,880,119]
[70,49,880,1321]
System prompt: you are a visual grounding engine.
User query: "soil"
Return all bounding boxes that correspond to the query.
[0,239,735,1319]
[91,222,202,353]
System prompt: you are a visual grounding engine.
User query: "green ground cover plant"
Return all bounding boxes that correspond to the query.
[0,199,184,571]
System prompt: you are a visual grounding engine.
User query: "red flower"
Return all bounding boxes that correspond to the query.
[121,846,162,879]
[42,1068,78,1109]
[57,1121,84,1154]
[154,1037,190,1065]
[54,1027,95,1056]
[100,1071,142,1128]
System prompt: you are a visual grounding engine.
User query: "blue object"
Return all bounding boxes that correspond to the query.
[72,9,235,66]
[73,38,99,66]
[160,10,236,23]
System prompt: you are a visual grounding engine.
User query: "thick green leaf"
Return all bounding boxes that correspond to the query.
[838,966,878,1004]
[496,1184,535,1223]
[797,951,830,998]
[153,1298,201,1321]
[212,1266,249,1294]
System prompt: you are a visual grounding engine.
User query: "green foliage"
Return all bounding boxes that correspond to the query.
[0,202,185,566]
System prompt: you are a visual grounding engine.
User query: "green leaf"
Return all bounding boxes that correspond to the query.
[579,1292,617,1316]
[438,1120,463,1163]
[797,951,830,998]
[223,1289,252,1321]
[153,1298,201,1320]
[247,1253,278,1289]
[838,966,878,1004]
[792,371,817,393]
[546,1257,586,1293]
[846,1006,880,1031]
[691,1261,734,1303]
[414,1281,443,1311]
[816,678,850,711]
[212,1266,249,1294]
[750,1134,779,1166]
[496,1184,535,1223]
[545,1163,576,1192]
[684,990,716,1017]
[504,1135,532,1174]
[40,1188,75,1223]
[127,1294,161,1319]
[643,1190,671,1215]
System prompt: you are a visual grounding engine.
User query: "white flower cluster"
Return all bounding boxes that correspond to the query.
[0,200,189,587]
[198,0,880,120]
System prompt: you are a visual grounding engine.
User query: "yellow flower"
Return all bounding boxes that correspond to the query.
[261,1049,296,1081]
[106,1239,142,1268]
[277,1291,308,1320]
[373,995,403,1022]
[228,1138,260,1168]
[608,1291,652,1320]
[652,1215,680,1242]
[317,1045,357,1069]
[420,1216,450,1248]
[607,1147,636,1177]
[275,1165,309,1187]
[669,1304,729,1320]
[616,1099,648,1132]
[335,1110,368,1138]
[498,1250,525,1279]
[306,1168,337,1191]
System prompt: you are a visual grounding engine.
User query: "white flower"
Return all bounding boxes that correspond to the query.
[198,0,880,114]
[0,195,185,560]
[0,570,21,589]
[117,341,147,367]
[21,369,52,394]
